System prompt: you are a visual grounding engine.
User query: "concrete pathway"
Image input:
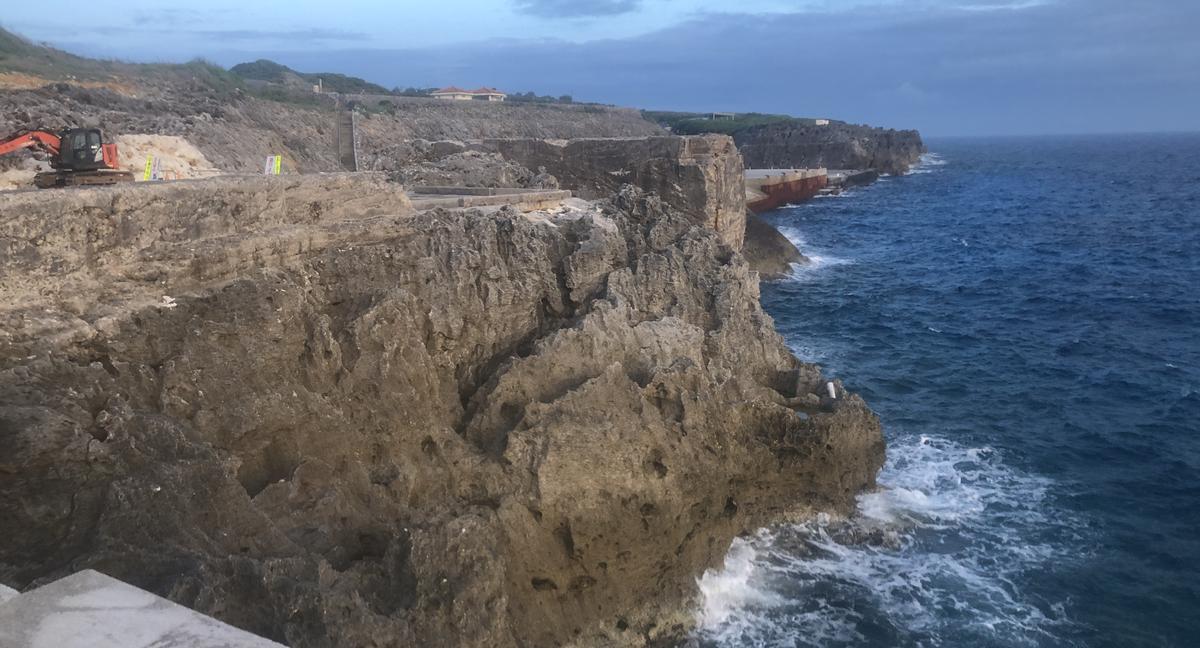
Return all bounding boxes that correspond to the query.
[0,570,283,648]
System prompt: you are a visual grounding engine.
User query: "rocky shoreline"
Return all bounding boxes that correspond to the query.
[0,138,885,647]
[0,31,902,646]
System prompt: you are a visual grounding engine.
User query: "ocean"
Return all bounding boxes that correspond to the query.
[693,134,1200,647]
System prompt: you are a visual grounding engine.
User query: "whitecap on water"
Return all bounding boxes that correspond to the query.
[693,435,1084,647]
[906,152,948,176]
[774,226,853,282]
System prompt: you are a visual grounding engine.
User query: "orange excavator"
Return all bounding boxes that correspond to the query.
[0,127,135,188]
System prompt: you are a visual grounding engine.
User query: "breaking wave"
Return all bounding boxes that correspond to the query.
[694,435,1086,647]
[775,225,853,281]
[906,152,947,175]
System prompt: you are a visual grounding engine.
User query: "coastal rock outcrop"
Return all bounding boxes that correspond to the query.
[0,163,883,646]
[368,135,747,251]
[736,122,926,175]
[742,211,808,279]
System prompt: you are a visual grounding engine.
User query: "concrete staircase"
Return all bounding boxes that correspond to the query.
[336,109,358,172]
[0,571,284,647]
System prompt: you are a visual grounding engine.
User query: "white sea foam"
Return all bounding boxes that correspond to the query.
[696,534,782,628]
[906,152,948,175]
[775,226,853,282]
[785,340,832,366]
[694,435,1083,647]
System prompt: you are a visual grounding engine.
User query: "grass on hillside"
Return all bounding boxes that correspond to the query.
[0,26,119,80]
[231,59,392,95]
[643,110,829,135]
[0,26,603,114]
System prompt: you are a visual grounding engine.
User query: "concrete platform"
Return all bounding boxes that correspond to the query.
[745,168,826,181]
[744,168,828,212]
[0,570,283,648]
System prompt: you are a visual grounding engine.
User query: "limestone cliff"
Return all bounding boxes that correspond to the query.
[0,158,883,645]
[736,122,926,175]
[364,135,747,250]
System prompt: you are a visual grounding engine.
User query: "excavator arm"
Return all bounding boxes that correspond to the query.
[0,130,62,158]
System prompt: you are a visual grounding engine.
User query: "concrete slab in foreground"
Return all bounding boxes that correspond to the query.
[0,570,283,648]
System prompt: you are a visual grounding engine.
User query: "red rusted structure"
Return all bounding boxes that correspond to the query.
[745,169,828,213]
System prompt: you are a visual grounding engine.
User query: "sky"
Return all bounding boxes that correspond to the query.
[4,0,1199,136]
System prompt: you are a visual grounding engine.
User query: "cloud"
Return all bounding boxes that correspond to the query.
[165,0,1200,135]
[513,0,641,18]
[105,25,368,43]
[132,9,224,27]
[193,28,368,43]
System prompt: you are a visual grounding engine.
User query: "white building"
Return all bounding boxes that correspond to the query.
[431,86,507,102]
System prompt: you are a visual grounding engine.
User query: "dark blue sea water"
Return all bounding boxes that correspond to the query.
[694,134,1200,647]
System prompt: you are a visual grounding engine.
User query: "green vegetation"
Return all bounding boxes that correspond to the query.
[247,84,331,109]
[298,72,390,95]
[394,87,437,97]
[0,27,36,57]
[0,26,116,80]
[0,27,336,112]
[508,91,574,104]
[642,110,830,135]
[179,59,244,94]
[231,59,392,95]
[227,59,291,82]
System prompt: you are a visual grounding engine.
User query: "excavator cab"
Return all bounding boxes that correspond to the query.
[55,128,109,172]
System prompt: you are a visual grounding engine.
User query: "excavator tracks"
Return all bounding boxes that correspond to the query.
[33,170,135,189]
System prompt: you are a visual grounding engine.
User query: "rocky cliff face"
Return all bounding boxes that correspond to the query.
[742,211,808,279]
[364,135,747,251]
[0,151,883,646]
[355,97,663,143]
[736,122,926,175]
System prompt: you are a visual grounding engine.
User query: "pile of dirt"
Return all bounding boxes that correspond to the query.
[0,158,42,192]
[114,134,219,180]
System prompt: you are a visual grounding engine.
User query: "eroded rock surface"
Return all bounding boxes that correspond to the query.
[0,170,882,647]
[743,211,808,279]
[736,122,926,175]
[368,136,747,251]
